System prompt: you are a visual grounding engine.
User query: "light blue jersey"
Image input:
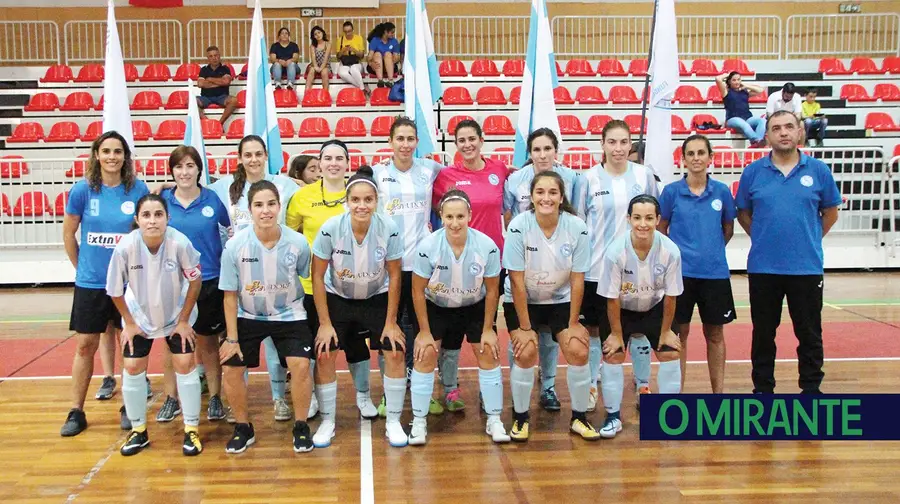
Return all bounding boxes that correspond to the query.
[106,227,201,338]
[573,162,659,281]
[311,213,403,300]
[414,228,501,308]
[218,225,311,321]
[372,158,444,270]
[598,231,684,313]
[502,211,590,304]
[209,174,299,234]
[503,163,578,218]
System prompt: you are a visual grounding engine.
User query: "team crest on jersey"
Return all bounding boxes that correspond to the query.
[121,201,135,215]
[654,264,666,276]
[711,199,723,212]
[374,246,386,262]
[800,175,814,187]
[488,174,500,186]
[164,259,178,272]
[621,281,636,295]
[417,173,429,185]
[630,184,643,197]
[469,262,483,276]
[560,243,573,258]
[283,252,298,267]
[202,205,215,218]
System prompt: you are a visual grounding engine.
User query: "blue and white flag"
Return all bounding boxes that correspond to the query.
[243,0,283,175]
[513,0,561,168]
[183,79,210,185]
[645,0,681,185]
[101,0,134,150]
[403,0,443,157]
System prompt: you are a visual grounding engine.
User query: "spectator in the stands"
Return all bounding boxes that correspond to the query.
[336,21,367,95]
[367,22,401,88]
[197,46,237,126]
[288,155,321,185]
[269,27,301,90]
[628,141,645,164]
[305,25,332,94]
[766,82,803,120]
[801,89,828,147]
[716,71,766,148]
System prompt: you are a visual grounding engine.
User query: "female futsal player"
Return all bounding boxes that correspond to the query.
[503,171,600,442]
[106,194,203,456]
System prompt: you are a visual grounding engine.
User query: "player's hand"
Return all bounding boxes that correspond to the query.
[603,332,625,356]
[414,332,437,362]
[567,322,590,349]
[480,329,500,360]
[316,324,339,358]
[120,322,142,356]
[219,339,243,364]
[174,321,196,353]
[381,323,406,353]
[510,328,537,358]
[658,329,682,352]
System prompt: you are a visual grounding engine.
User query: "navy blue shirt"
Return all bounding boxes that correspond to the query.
[269,41,300,62]
[199,64,232,98]
[162,187,231,280]
[735,153,842,275]
[659,176,736,280]
[723,88,752,121]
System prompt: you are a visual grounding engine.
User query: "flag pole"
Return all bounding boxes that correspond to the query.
[637,0,660,149]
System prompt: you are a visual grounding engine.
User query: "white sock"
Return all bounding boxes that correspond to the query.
[657,360,682,394]
[410,369,434,418]
[478,366,503,416]
[315,381,338,423]
[509,364,535,415]
[383,375,407,423]
[566,364,591,413]
[175,368,201,427]
[600,363,624,414]
[123,370,148,429]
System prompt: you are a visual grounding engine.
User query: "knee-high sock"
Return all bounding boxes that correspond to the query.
[657,360,682,394]
[510,365,535,415]
[589,337,603,384]
[262,336,286,400]
[507,341,514,373]
[630,336,652,387]
[600,363,624,414]
[439,348,460,391]
[123,370,148,430]
[377,353,386,379]
[410,369,434,418]
[349,360,371,394]
[538,331,558,391]
[175,368,201,428]
[196,363,206,377]
[566,364,592,413]
[383,375,407,423]
[315,381,338,423]
[308,358,316,379]
[479,366,503,416]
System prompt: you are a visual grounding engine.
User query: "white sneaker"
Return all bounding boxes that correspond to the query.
[357,392,378,419]
[385,420,408,447]
[587,385,598,412]
[408,417,427,446]
[485,416,511,444]
[308,394,319,419]
[274,399,292,421]
[599,417,623,439]
[313,420,335,448]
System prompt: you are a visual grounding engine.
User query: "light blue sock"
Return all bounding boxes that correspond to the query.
[262,336,286,400]
[410,369,434,418]
[383,375,407,423]
[589,337,602,384]
[439,348,460,391]
[308,358,316,381]
[377,353,386,379]
[566,364,592,413]
[657,360,682,394]
[349,360,371,393]
[506,341,514,371]
[196,363,206,377]
[123,370,148,429]
[243,368,249,385]
[509,364,535,414]
[478,366,503,416]
[600,362,624,415]
[538,331,558,391]
[629,336,652,388]
[175,368,201,427]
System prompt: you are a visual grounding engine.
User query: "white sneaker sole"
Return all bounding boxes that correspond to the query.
[599,424,623,439]
[313,429,336,448]
[225,436,255,454]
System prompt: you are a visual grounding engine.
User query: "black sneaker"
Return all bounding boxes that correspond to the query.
[182,430,203,456]
[95,376,116,400]
[146,377,152,399]
[226,423,255,454]
[60,408,87,437]
[156,395,182,422]
[120,430,149,456]
[207,394,226,421]
[539,387,562,411]
[292,421,314,453]
[120,406,131,431]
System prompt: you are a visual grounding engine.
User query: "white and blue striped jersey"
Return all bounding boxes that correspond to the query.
[372,158,444,271]
[598,231,684,313]
[502,211,590,304]
[414,228,501,308]
[218,225,311,321]
[503,163,579,218]
[105,228,201,339]
[311,213,403,300]
[573,162,659,281]
[209,174,299,234]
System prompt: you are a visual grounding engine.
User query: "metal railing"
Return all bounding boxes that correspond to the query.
[0,21,60,65]
[431,16,530,59]
[63,20,183,65]
[785,13,900,58]
[186,18,305,64]
[309,16,405,56]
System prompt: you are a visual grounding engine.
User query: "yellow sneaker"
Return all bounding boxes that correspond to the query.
[510,419,529,442]
[570,418,601,441]
[182,429,202,456]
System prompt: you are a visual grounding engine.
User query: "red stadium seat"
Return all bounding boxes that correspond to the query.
[141,63,171,82]
[502,59,525,77]
[691,114,725,134]
[509,86,521,104]
[96,95,104,111]
[335,116,367,137]
[54,191,69,215]
[132,120,153,141]
[336,88,366,107]
[673,85,704,104]
[236,90,247,108]
[201,119,224,140]
[470,59,500,77]
[174,63,201,81]
[443,86,474,105]
[75,64,104,83]
[488,147,514,167]
[141,153,170,176]
[13,191,50,217]
[370,87,401,106]
[749,90,768,104]
[883,56,900,74]
[865,112,900,132]
[475,86,507,105]
[439,59,468,77]
[447,115,474,135]
[587,114,613,134]
[274,88,300,107]
[371,116,395,137]
[482,115,515,135]
[131,90,163,110]
[678,60,690,76]
[67,154,90,178]
[553,87,575,105]
[609,85,640,104]
[565,59,594,77]
[597,59,626,77]
[690,58,720,77]
[46,121,81,142]
[562,147,595,169]
[165,90,190,110]
[849,57,880,75]
[42,64,74,83]
[61,92,95,111]
[82,121,103,142]
[220,151,239,174]
[818,58,850,75]
[348,149,367,171]
[301,89,332,107]
[298,117,331,137]
[237,63,248,80]
[24,92,60,112]
[721,58,754,76]
[628,59,649,76]
[558,115,586,135]
[225,119,245,139]
[0,193,9,215]
[372,148,394,165]
[743,149,769,167]
[706,84,723,104]
[671,116,690,134]
[713,147,743,168]
[624,114,647,134]
[874,84,900,102]
[276,117,295,138]
[0,156,28,178]
[6,122,44,143]
[154,119,186,140]
[840,84,875,102]
[575,86,605,104]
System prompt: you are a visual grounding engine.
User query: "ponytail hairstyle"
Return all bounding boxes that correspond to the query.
[522,127,559,167]
[346,164,377,197]
[131,193,169,230]
[527,170,576,215]
[438,188,472,214]
[230,135,268,206]
[627,194,661,217]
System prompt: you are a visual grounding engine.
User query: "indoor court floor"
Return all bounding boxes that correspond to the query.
[1,272,899,503]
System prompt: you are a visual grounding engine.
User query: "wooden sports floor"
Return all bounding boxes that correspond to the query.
[2,272,900,504]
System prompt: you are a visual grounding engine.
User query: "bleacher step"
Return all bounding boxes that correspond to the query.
[0,95,28,107]
[0,80,38,90]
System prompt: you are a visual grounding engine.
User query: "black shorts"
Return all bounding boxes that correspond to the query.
[503,302,570,342]
[305,295,375,362]
[69,286,122,334]
[399,271,419,333]
[427,299,486,349]
[599,301,678,352]
[193,278,225,336]
[223,318,313,368]
[327,293,388,355]
[675,277,737,326]
[124,333,193,359]
[580,281,609,329]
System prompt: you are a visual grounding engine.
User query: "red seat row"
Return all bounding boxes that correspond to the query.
[819,56,900,75]
[41,63,251,84]
[839,83,900,102]
[438,58,754,77]
[443,85,649,106]
[0,190,63,216]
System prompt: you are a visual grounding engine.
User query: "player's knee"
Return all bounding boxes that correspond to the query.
[123,359,146,376]
[383,349,404,364]
[704,327,725,345]
[171,355,194,375]
[565,339,588,366]
[75,335,100,357]
[514,347,537,368]
[285,357,310,376]
[656,350,680,362]
[604,350,626,365]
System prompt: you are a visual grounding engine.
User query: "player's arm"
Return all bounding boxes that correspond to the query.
[821,206,839,236]
[62,214,81,269]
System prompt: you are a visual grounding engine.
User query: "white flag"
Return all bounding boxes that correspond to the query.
[244,0,283,175]
[645,0,681,185]
[404,0,443,157]
[183,79,210,185]
[101,0,134,150]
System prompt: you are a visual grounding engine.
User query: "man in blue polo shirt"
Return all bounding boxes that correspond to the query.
[736,110,841,394]
[198,46,238,126]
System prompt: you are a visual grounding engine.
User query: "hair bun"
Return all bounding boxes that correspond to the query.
[356,165,374,178]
